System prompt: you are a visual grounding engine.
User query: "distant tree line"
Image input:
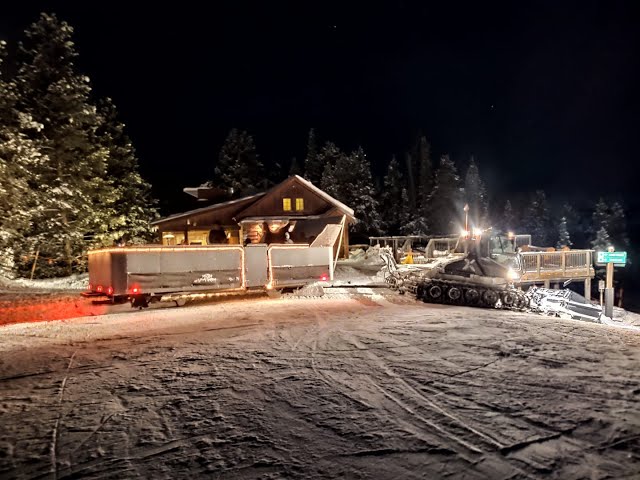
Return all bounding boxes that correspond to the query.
[0,14,157,278]
[207,127,630,253]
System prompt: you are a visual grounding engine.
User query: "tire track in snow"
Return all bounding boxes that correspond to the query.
[308,309,375,411]
[301,305,489,455]
[336,324,553,479]
[50,350,76,480]
[345,331,506,449]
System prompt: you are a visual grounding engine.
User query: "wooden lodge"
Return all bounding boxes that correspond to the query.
[151,175,356,258]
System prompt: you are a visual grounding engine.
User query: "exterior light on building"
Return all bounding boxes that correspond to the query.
[268,220,286,233]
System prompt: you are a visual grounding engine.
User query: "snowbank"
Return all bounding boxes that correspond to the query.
[2,273,88,291]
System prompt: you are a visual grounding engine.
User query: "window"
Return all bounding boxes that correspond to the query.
[295,198,304,211]
[282,198,292,211]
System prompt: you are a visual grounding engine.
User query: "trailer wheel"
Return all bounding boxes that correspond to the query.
[130,294,149,309]
[175,298,187,307]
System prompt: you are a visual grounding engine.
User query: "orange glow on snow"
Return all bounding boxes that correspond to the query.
[0,298,108,327]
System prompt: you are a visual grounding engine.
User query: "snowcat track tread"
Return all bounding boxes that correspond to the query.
[412,279,524,311]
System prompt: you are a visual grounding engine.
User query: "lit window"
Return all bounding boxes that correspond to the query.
[282,198,292,211]
[295,198,304,211]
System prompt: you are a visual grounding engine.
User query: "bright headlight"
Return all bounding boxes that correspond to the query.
[508,268,520,281]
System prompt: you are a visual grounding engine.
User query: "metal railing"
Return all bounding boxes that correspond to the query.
[425,237,459,258]
[369,235,459,262]
[518,250,594,280]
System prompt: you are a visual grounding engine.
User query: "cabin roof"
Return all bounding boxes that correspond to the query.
[152,175,356,229]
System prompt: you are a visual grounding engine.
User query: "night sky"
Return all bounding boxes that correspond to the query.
[2,1,640,221]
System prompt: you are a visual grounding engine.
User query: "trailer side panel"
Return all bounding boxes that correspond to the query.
[269,245,332,287]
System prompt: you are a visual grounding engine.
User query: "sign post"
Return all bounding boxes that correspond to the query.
[605,257,614,319]
[598,280,605,307]
[596,248,627,319]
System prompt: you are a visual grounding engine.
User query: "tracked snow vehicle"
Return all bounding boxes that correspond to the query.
[381,235,528,310]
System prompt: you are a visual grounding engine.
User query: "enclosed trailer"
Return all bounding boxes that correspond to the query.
[85,244,334,307]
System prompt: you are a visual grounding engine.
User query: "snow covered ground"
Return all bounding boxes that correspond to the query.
[1,292,639,479]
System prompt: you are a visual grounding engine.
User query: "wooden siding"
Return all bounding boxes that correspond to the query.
[236,177,335,219]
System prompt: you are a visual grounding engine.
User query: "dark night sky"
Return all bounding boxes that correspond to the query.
[2,1,640,220]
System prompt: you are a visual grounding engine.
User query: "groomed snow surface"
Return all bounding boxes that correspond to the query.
[1,289,640,479]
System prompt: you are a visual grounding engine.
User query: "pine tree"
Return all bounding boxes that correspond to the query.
[266,160,284,188]
[401,208,429,236]
[425,155,462,235]
[464,156,489,228]
[320,160,340,198]
[325,146,380,236]
[502,200,515,233]
[316,141,343,190]
[289,156,302,176]
[95,98,158,244]
[590,198,609,239]
[607,201,630,252]
[397,188,414,234]
[380,155,408,234]
[416,136,433,221]
[524,190,551,246]
[342,147,381,235]
[303,128,322,184]
[0,40,43,257]
[556,216,572,249]
[214,128,262,196]
[591,226,611,252]
[14,13,119,276]
[404,152,416,214]
[559,202,580,245]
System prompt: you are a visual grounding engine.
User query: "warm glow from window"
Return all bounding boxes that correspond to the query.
[295,198,304,211]
[283,198,292,211]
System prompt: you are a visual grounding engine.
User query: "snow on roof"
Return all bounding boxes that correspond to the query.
[151,192,266,225]
[183,187,200,198]
[154,175,355,227]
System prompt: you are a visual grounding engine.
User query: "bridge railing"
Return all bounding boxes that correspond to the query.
[518,250,594,281]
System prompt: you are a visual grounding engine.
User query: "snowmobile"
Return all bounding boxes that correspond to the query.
[381,235,528,310]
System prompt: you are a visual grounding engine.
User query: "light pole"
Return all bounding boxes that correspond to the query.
[463,204,470,254]
[463,204,469,233]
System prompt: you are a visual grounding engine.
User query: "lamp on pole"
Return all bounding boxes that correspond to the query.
[463,204,469,233]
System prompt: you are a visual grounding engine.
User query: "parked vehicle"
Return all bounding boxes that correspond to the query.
[84,244,334,308]
[381,235,528,310]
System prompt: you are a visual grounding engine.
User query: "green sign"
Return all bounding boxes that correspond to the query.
[597,251,627,266]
